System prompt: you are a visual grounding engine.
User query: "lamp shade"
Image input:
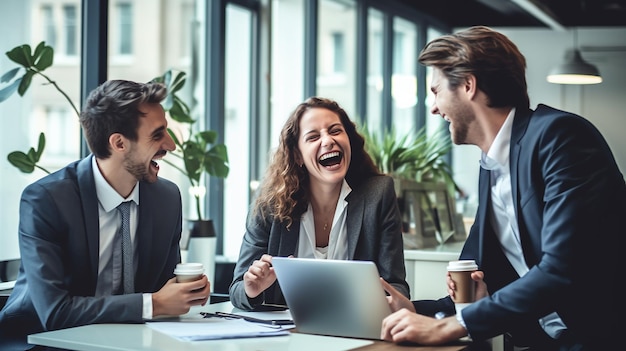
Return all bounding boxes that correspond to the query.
[547,49,602,85]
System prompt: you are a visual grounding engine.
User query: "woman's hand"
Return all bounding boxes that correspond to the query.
[243,254,277,298]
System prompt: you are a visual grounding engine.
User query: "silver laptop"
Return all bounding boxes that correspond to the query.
[271,257,391,340]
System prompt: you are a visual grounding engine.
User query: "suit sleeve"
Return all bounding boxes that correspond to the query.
[229,207,272,310]
[374,177,411,298]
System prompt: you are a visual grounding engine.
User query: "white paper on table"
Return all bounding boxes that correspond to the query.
[147,318,289,341]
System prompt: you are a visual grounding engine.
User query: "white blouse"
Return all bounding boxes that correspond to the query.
[296,180,352,260]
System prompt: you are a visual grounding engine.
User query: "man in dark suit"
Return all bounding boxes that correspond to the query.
[380,26,626,350]
[0,80,210,349]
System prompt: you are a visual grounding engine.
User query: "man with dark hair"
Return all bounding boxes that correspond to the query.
[0,80,210,349]
[381,26,625,351]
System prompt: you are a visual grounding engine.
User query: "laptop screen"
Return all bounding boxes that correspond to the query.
[272,257,391,340]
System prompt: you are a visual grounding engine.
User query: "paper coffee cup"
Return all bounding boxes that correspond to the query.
[447,260,478,304]
[174,262,204,283]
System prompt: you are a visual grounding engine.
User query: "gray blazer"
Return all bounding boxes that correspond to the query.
[0,155,182,338]
[229,175,410,310]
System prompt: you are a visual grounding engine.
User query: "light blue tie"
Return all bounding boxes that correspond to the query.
[117,201,134,294]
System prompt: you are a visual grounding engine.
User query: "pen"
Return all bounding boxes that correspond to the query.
[201,311,293,326]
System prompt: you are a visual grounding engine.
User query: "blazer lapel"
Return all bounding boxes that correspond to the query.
[76,155,101,289]
[278,220,300,257]
[510,108,538,267]
[509,108,531,217]
[345,193,364,259]
[135,182,154,289]
[475,167,492,264]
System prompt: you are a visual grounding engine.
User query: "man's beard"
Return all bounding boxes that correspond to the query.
[123,152,156,183]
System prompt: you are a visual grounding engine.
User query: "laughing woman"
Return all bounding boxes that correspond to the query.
[229,97,410,310]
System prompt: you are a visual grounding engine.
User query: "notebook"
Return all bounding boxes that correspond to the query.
[271,257,391,340]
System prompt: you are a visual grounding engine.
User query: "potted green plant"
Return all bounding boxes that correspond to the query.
[360,124,463,247]
[151,69,229,221]
[360,124,457,193]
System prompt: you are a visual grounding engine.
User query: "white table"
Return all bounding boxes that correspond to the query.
[27,302,470,351]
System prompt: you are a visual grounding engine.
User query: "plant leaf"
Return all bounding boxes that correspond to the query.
[0,77,22,103]
[6,44,33,67]
[17,70,34,96]
[33,45,54,71]
[34,132,46,161]
[197,130,217,144]
[169,71,186,94]
[1,67,22,83]
[204,144,229,178]
[7,151,36,173]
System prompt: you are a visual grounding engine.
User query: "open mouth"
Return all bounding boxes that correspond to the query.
[318,151,342,167]
[151,150,167,170]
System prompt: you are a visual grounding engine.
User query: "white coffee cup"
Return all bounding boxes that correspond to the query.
[447,260,478,308]
[174,262,204,283]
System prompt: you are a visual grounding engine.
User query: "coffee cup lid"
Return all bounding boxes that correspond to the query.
[447,260,478,271]
[174,262,204,275]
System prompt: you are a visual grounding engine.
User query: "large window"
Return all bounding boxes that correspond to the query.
[42,5,56,48]
[391,16,417,133]
[0,0,82,262]
[270,0,305,147]
[117,3,133,55]
[222,3,253,260]
[366,8,383,131]
[0,0,456,264]
[317,0,356,115]
[63,4,78,56]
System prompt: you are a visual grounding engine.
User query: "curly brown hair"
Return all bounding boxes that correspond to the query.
[253,97,381,228]
[418,26,529,109]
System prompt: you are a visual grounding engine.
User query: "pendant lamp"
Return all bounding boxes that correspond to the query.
[547,29,602,85]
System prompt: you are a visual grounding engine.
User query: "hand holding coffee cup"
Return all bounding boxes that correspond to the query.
[447,260,478,310]
[174,263,205,283]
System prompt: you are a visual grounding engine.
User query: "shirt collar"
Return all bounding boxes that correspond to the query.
[92,156,140,212]
[480,107,516,171]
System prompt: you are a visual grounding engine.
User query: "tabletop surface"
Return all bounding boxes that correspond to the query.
[28,302,472,351]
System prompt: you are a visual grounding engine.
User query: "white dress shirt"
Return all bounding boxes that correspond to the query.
[91,157,153,319]
[297,180,351,260]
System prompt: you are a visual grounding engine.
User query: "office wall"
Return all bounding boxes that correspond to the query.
[452,27,626,216]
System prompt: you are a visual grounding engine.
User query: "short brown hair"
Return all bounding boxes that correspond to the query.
[79,80,167,158]
[418,26,529,109]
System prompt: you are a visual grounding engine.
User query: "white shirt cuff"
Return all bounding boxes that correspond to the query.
[455,309,472,341]
[142,293,153,319]
[455,309,467,329]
